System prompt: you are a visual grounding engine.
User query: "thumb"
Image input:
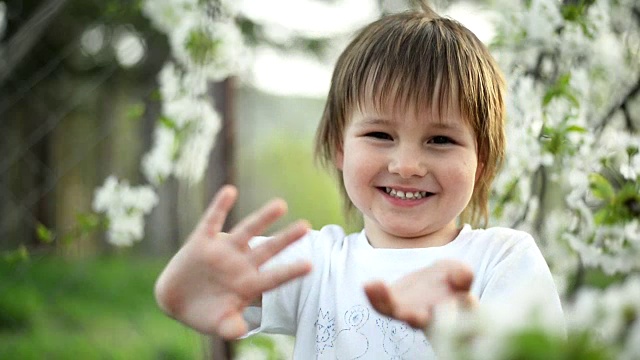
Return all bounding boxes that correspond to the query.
[446,264,474,291]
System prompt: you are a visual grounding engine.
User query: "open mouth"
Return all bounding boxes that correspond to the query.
[381,187,434,200]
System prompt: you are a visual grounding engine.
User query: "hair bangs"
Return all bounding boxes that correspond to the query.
[349,17,467,126]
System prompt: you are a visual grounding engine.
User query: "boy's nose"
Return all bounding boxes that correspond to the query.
[388,148,427,178]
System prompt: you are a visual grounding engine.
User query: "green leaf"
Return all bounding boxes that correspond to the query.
[543,74,579,108]
[77,213,103,234]
[185,28,220,65]
[593,208,610,225]
[504,327,613,360]
[615,183,640,220]
[36,223,54,244]
[150,89,162,101]
[127,102,146,121]
[503,328,565,360]
[1,245,30,264]
[159,115,178,130]
[589,173,615,201]
[566,125,587,133]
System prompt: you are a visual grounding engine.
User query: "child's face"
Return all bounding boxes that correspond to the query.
[335,103,481,248]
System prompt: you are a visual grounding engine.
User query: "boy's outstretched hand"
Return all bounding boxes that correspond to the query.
[364,260,476,329]
[154,185,312,339]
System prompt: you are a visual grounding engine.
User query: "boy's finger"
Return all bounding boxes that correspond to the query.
[229,198,288,245]
[447,264,474,291]
[364,281,395,317]
[200,185,238,238]
[250,220,310,266]
[216,312,248,340]
[252,261,312,295]
[397,308,431,329]
[457,293,478,310]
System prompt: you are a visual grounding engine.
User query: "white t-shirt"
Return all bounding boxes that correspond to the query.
[244,224,563,359]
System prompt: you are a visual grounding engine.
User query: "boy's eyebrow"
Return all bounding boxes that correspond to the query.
[357,118,393,126]
[430,121,463,131]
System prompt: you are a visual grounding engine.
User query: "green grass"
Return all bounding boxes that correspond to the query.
[0,255,206,359]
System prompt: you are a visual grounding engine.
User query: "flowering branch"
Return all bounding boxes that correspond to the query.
[92,0,246,247]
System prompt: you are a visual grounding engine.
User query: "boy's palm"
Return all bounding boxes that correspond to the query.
[154,185,312,339]
[364,260,475,329]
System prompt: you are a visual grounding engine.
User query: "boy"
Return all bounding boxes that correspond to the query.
[155,2,563,358]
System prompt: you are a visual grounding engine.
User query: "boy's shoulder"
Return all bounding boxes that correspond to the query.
[467,225,534,239]
[461,225,538,251]
[306,224,357,247]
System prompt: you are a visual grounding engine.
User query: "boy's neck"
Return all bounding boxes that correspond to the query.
[363,221,461,249]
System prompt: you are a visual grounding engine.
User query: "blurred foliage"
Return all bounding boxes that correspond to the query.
[243,132,360,233]
[502,329,613,360]
[0,256,203,359]
[236,334,289,359]
[2,0,166,82]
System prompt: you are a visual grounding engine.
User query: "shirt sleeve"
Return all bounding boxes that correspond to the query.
[243,280,303,336]
[242,230,322,337]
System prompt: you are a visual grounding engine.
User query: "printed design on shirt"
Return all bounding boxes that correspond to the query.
[335,305,370,359]
[314,308,337,354]
[376,317,415,359]
[422,336,435,355]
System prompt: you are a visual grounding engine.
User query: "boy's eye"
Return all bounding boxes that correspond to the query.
[429,136,453,144]
[366,132,393,140]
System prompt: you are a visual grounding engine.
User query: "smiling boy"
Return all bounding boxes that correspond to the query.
[154,2,563,358]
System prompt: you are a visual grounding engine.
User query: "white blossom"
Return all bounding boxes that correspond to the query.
[107,213,146,247]
[142,0,198,34]
[143,96,222,185]
[625,220,640,243]
[620,149,640,180]
[173,100,221,184]
[162,96,217,128]
[159,62,209,101]
[92,176,158,247]
[158,62,182,101]
[142,126,175,185]
[621,321,640,360]
[566,276,640,346]
[170,16,247,81]
[430,283,566,360]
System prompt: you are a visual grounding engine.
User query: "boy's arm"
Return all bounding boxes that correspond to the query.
[154,185,312,339]
[364,260,476,329]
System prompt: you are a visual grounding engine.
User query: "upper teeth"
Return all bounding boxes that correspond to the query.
[385,187,429,199]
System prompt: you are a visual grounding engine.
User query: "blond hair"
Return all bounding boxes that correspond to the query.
[314,2,506,227]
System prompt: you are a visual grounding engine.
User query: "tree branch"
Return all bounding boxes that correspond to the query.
[0,0,69,87]
[595,77,640,133]
[622,102,637,133]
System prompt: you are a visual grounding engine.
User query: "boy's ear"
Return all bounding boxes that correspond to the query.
[335,149,344,170]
